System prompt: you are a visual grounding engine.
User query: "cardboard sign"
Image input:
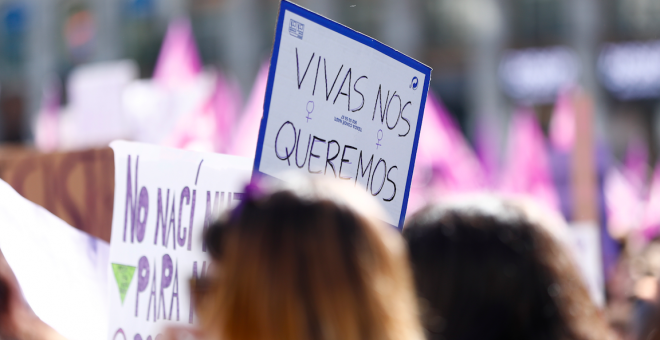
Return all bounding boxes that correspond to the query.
[107,141,252,339]
[0,146,114,242]
[253,0,431,229]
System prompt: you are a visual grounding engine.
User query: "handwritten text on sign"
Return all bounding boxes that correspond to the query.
[255,1,431,228]
[107,141,252,340]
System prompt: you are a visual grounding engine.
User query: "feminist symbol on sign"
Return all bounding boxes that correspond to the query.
[305,101,314,122]
[376,129,383,149]
[111,263,136,304]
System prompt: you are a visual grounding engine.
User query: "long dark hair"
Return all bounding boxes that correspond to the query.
[403,199,613,340]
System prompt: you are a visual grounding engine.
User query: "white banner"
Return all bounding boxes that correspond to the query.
[253,0,431,229]
[107,141,252,339]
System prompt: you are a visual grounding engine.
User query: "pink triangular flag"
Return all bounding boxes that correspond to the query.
[408,92,486,212]
[604,167,645,239]
[549,88,576,151]
[623,137,649,195]
[34,79,60,152]
[429,94,487,193]
[229,63,269,158]
[474,116,500,187]
[153,18,202,89]
[500,108,560,210]
[164,72,241,152]
[213,73,242,153]
[642,164,660,240]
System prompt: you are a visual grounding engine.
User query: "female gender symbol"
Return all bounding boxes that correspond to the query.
[305,101,314,122]
[376,129,383,149]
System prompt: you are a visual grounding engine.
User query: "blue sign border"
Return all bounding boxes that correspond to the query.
[252,0,432,230]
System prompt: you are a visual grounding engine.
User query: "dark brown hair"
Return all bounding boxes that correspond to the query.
[199,182,423,340]
[403,199,614,340]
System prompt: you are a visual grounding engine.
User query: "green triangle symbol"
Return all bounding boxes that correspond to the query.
[112,263,136,304]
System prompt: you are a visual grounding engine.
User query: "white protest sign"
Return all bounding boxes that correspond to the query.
[253,0,432,229]
[569,222,605,307]
[107,141,252,339]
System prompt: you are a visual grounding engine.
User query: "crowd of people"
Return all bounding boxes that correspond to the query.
[1,176,652,340]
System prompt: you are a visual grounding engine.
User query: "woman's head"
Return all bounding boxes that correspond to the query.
[403,195,612,340]
[199,178,422,340]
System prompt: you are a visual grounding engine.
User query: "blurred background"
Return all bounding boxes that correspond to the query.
[1,1,660,337]
[0,0,657,161]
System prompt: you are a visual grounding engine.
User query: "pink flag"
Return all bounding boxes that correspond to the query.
[604,167,645,239]
[229,63,269,158]
[408,92,486,212]
[642,164,660,240]
[500,108,560,211]
[549,89,576,152]
[164,72,241,153]
[34,79,60,152]
[623,137,649,195]
[604,138,649,240]
[474,115,501,188]
[153,18,202,89]
[213,73,242,153]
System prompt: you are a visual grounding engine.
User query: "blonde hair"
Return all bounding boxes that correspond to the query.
[197,178,423,340]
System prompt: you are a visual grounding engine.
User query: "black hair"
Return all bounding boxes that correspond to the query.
[404,204,611,340]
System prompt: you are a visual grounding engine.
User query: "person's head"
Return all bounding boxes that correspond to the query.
[403,195,612,340]
[198,177,423,340]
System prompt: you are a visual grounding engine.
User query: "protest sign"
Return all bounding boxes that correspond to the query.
[253,0,431,229]
[569,222,605,307]
[107,141,252,339]
[0,146,114,241]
